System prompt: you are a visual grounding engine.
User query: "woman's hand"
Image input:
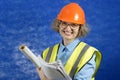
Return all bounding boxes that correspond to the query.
[36,68,51,80]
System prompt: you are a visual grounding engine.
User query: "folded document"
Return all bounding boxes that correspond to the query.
[19,45,71,80]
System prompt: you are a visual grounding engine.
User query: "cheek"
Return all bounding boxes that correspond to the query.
[74,28,79,33]
[74,29,79,36]
[58,28,63,35]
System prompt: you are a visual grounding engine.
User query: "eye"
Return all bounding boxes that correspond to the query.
[62,22,67,26]
[71,24,79,28]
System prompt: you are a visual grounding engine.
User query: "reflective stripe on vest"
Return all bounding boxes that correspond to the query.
[69,43,90,78]
[42,44,59,62]
[42,42,102,80]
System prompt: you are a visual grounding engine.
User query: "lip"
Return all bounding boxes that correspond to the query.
[64,31,72,36]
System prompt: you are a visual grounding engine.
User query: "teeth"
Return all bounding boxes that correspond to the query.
[64,31,72,35]
[65,32,71,34]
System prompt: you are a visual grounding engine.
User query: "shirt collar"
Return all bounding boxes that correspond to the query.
[59,38,80,52]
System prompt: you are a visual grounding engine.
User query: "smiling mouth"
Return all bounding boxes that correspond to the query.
[63,31,73,36]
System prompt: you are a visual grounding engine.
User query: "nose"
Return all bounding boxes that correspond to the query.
[65,25,71,31]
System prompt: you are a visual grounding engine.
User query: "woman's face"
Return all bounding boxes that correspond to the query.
[59,21,80,42]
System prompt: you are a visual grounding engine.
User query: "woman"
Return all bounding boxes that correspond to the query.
[37,2,102,80]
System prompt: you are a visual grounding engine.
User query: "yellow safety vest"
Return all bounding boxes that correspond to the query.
[42,42,102,80]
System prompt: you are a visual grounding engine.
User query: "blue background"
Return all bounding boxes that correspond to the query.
[0,0,120,80]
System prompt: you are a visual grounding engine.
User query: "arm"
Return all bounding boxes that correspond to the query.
[74,54,96,80]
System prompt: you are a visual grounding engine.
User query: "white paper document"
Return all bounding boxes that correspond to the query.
[19,45,71,80]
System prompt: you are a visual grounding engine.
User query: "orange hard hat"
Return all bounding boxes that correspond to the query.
[57,2,85,24]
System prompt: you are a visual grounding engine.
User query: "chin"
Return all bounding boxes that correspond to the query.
[64,36,74,40]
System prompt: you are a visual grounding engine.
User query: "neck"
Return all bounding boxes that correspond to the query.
[62,39,75,46]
